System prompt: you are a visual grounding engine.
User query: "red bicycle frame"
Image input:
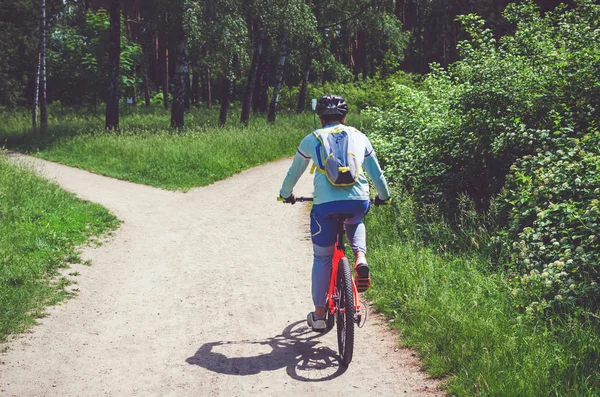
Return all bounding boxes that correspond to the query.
[326,229,361,320]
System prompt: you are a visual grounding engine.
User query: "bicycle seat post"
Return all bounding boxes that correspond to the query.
[337,219,345,253]
[329,214,352,253]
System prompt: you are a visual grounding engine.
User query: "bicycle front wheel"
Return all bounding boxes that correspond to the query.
[336,257,355,366]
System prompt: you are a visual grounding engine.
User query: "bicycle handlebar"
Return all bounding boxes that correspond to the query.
[292,196,381,205]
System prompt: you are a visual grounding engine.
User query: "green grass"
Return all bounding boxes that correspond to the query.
[365,198,600,396]
[2,106,368,190]
[0,155,119,341]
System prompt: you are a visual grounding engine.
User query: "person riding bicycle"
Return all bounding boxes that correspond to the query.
[278,94,391,331]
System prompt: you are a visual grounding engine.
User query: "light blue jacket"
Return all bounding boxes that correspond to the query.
[280,123,391,205]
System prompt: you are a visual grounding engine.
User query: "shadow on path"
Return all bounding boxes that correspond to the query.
[186,320,347,382]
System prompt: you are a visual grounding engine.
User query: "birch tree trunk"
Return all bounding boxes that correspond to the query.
[39,0,47,131]
[241,26,264,125]
[105,0,120,130]
[267,31,288,124]
[32,52,41,129]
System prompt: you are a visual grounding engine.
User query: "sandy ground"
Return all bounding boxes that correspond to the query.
[0,155,442,396]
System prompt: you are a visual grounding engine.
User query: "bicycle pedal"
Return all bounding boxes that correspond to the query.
[355,278,371,293]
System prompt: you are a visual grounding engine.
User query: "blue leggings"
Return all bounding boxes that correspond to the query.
[310,200,370,307]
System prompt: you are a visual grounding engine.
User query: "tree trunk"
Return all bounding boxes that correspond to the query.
[200,47,212,108]
[267,32,288,124]
[184,69,191,110]
[219,76,232,126]
[241,27,264,125]
[192,69,200,107]
[39,0,47,131]
[297,55,310,113]
[160,17,169,110]
[132,67,137,105]
[105,0,120,130]
[354,29,367,78]
[153,31,160,85]
[254,51,269,113]
[32,51,41,129]
[143,65,151,106]
[170,17,188,129]
[205,67,212,108]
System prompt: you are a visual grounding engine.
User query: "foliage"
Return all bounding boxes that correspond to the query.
[0,0,64,107]
[499,131,600,315]
[185,0,250,80]
[277,71,421,113]
[0,155,118,340]
[367,0,600,316]
[49,8,142,107]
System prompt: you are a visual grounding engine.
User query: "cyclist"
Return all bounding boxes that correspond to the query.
[278,94,391,331]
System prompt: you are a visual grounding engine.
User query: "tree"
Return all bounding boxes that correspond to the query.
[265,0,317,123]
[267,27,287,123]
[105,0,120,130]
[39,0,48,130]
[170,3,189,129]
[186,0,249,125]
[241,0,271,125]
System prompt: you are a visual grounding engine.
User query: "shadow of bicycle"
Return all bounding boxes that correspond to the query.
[186,320,347,382]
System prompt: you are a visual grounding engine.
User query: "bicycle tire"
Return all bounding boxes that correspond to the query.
[336,257,355,366]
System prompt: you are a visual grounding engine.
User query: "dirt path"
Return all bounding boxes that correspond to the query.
[1,156,441,396]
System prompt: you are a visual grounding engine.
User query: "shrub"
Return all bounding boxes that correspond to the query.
[368,0,600,210]
[367,0,600,316]
[498,130,600,315]
[277,71,421,114]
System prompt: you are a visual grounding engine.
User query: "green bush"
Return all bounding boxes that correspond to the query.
[277,71,421,114]
[498,130,600,315]
[366,1,600,317]
[368,1,600,209]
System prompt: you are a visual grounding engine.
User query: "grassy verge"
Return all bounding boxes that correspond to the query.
[365,197,600,396]
[0,155,119,341]
[2,106,368,190]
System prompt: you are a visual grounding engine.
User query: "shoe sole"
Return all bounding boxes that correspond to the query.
[355,264,370,293]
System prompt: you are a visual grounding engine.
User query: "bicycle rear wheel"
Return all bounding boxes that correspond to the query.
[336,257,355,366]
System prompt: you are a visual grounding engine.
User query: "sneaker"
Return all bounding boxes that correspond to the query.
[354,252,371,293]
[307,312,326,332]
[354,251,367,267]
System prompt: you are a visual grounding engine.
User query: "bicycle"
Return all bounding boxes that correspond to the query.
[283,196,372,366]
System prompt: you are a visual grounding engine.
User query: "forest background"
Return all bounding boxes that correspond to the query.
[1,0,600,395]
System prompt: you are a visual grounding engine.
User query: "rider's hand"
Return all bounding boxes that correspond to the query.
[278,194,296,204]
[374,196,392,206]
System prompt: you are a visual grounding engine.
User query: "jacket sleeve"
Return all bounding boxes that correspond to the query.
[363,138,391,200]
[279,152,311,198]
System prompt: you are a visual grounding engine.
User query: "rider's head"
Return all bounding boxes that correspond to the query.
[316,95,348,127]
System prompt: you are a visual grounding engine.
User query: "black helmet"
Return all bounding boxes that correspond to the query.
[315,95,348,116]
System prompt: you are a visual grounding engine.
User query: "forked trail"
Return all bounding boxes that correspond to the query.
[1,156,441,396]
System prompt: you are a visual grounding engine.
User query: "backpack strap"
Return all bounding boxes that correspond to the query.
[312,130,326,172]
